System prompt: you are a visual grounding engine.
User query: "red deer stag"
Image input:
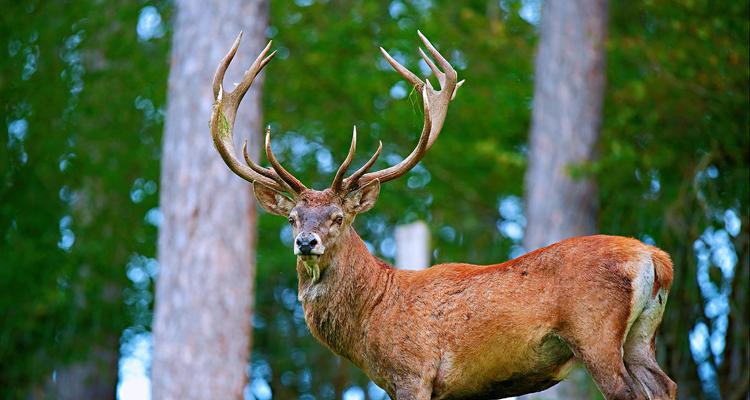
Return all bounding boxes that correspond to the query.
[209,32,677,400]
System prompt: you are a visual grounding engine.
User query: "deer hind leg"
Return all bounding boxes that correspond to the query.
[567,336,648,400]
[560,301,647,399]
[622,288,677,400]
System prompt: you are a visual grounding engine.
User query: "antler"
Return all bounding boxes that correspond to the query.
[211,32,461,196]
[335,31,464,193]
[210,32,306,195]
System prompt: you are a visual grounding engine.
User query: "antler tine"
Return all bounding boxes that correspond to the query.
[346,32,461,189]
[417,30,456,81]
[331,126,358,193]
[234,40,276,103]
[418,47,441,81]
[415,30,461,150]
[212,32,242,98]
[210,32,298,193]
[343,140,382,191]
[379,47,424,90]
[357,88,432,186]
[242,140,294,193]
[265,127,308,193]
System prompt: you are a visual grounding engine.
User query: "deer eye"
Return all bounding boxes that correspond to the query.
[333,215,344,225]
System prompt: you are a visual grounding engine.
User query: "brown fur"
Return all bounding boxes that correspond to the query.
[650,248,673,297]
[286,198,677,400]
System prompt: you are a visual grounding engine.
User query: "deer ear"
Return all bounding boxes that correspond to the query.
[344,179,380,214]
[253,181,295,216]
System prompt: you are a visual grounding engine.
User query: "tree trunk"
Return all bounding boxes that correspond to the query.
[521,0,608,398]
[395,221,431,270]
[151,1,267,399]
[36,341,118,400]
[523,0,607,250]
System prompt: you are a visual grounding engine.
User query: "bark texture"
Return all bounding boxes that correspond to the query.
[521,0,609,398]
[523,0,608,251]
[151,1,267,399]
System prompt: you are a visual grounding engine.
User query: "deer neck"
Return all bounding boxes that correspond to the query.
[295,227,395,364]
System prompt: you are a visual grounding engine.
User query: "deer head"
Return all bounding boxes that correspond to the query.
[210,31,462,280]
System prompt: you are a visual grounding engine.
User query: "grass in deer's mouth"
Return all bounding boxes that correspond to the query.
[299,256,322,283]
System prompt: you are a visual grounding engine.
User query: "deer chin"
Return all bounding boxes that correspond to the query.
[299,255,323,283]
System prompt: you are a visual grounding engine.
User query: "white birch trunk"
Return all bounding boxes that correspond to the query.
[396,221,431,270]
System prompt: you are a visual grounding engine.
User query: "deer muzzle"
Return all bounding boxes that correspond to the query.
[295,232,325,256]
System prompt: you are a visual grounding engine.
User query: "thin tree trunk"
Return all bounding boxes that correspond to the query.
[521,0,608,398]
[37,341,118,400]
[395,221,431,270]
[151,1,267,399]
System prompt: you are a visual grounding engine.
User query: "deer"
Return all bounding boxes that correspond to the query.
[209,31,677,400]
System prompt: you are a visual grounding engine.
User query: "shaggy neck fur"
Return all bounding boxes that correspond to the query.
[295,227,395,368]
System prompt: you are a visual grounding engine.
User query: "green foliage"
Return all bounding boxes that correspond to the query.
[0,0,746,399]
[0,0,170,396]
[601,1,749,397]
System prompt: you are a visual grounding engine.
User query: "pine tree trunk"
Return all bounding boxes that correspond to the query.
[151,1,267,399]
[521,0,608,398]
[523,0,608,251]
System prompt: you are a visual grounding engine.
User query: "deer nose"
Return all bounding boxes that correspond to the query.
[295,233,318,255]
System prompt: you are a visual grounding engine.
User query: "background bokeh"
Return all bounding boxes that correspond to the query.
[1,0,747,399]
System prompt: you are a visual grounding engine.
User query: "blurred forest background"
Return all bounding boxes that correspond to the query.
[1,0,748,399]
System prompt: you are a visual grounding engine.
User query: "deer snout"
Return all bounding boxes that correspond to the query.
[294,232,324,256]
